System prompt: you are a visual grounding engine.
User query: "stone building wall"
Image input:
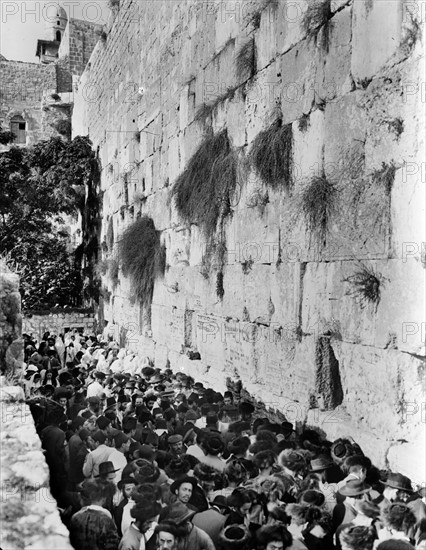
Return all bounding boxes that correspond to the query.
[22,309,95,341]
[58,18,103,80]
[0,60,57,150]
[73,0,425,479]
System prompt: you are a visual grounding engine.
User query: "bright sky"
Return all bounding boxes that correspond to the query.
[0,1,110,63]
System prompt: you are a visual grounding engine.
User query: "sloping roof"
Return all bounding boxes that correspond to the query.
[0,53,7,61]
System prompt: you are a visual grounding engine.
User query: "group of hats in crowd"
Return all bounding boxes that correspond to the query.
[22,331,426,550]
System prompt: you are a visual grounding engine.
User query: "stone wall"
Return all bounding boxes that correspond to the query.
[58,18,103,79]
[22,309,96,341]
[0,60,57,150]
[73,0,425,479]
[0,386,73,550]
[0,261,23,378]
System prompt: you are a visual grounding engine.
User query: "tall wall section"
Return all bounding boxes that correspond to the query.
[0,60,57,149]
[72,0,425,478]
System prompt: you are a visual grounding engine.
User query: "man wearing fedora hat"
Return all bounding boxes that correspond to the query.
[95,461,120,481]
[333,479,373,530]
[159,502,216,550]
[378,473,426,522]
[199,434,226,472]
[119,500,162,550]
[170,476,198,507]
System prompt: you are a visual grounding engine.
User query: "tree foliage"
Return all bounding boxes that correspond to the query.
[0,135,97,310]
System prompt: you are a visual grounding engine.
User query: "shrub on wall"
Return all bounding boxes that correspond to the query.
[235,38,256,81]
[302,0,332,51]
[248,118,293,190]
[343,264,386,311]
[119,216,165,306]
[298,174,337,249]
[172,129,237,236]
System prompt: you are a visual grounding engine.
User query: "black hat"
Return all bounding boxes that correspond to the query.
[170,476,198,494]
[117,475,137,490]
[204,434,225,455]
[381,473,414,493]
[95,461,119,477]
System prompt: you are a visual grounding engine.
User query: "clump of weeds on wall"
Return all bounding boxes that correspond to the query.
[384,118,404,140]
[302,0,332,52]
[172,128,237,237]
[119,216,166,306]
[235,38,256,81]
[216,271,225,300]
[109,258,119,288]
[399,10,422,57]
[248,115,293,190]
[298,114,310,133]
[343,264,386,311]
[246,0,278,29]
[106,217,114,251]
[298,174,338,249]
[372,161,396,197]
[195,87,238,126]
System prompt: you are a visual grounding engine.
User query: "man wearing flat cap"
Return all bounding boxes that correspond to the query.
[168,433,187,458]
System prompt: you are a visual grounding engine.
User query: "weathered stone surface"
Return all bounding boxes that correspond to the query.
[351,0,403,81]
[0,388,73,550]
[72,0,424,471]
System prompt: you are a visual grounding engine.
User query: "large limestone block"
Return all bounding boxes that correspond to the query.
[292,109,325,190]
[269,261,301,328]
[214,2,242,52]
[220,264,246,318]
[279,40,317,125]
[245,60,282,144]
[391,164,426,261]
[323,91,367,175]
[317,5,353,102]
[351,0,403,81]
[275,0,309,55]
[255,2,279,71]
[224,90,246,147]
[301,259,425,354]
[332,341,424,441]
[231,203,280,258]
[387,438,426,486]
[194,311,227,366]
[166,226,191,267]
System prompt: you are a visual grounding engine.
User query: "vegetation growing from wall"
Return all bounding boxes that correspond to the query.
[119,216,166,306]
[343,265,385,310]
[248,118,293,190]
[302,0,332,51]
[195,87,238,125]
[0,135,99,310]
[297,174,338,249]
[235,38,256,81]
[172,129,238,236]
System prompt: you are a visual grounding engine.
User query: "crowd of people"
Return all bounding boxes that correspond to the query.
[22,329,426,550]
